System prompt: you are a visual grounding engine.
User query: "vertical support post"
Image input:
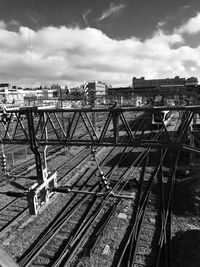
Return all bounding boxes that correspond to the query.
[21,107,57,215]
[40,112,48,181]
[112,109,119,144]
[189,126,195,163]
[91,89,96,130]
[26,107,45,182]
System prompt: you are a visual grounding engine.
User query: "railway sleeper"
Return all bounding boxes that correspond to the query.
[135,254,146,265]
[143,223,156,231]
[137,246,151,255]
[142,228,155,236]
[140,234,152,242]
[33,257,51,265]
[139,239,158,247]
[40,249,56,258]
[144,210,157,217]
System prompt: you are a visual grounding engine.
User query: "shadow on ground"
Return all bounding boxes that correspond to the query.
[172,230,200,267]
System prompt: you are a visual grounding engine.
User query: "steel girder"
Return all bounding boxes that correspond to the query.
[0,105,199,150]
[1,105,199,215]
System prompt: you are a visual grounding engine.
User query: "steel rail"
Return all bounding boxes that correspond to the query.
[17,143,148,266]
[127,159,163,266]
[86,149,152,254]
[116,148,168,266]
[0,147,96,237]
[60,127,164,266]
[50,131,164,266]
[0,110,170,266]
[0,112,122,239]
[155,149,180,267]
[17,145,119,266]
[49,147,152,267]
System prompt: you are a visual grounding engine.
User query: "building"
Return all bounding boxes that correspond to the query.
[132,76,199,104]
[0,83,24,105]
[68,86,84,100]
[107,87,133,106]
[66,81,108,105]
[43,85,57,99]
[133,76,184,88]
[23,87,44,105]
[106,76,199,107]
[86,81,108,105]
[132,76,198,91]
[87,81,107,96]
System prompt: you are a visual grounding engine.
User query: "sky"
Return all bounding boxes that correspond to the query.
[0,0,200,87]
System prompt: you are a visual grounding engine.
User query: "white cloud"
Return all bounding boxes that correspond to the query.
[97,3,126,21]
[177,12,200,34]
[0,20,6,29]
[0,13,200,87]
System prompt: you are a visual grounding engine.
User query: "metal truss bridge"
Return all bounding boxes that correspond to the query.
[0,105,199,214]
[0,105,199,147]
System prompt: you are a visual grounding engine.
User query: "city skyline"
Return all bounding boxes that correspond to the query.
[0,0,200,87]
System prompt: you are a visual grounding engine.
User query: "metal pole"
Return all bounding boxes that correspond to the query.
[26,108,44,182]
[91,89,96,130]
[60,87,66,155]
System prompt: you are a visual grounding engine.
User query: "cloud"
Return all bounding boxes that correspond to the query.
[97,3,126,21]
[82,9,91,26]
[180,4,190,10]
[0,20,6,29]
[0,13,200,87]
[177,12,200,34]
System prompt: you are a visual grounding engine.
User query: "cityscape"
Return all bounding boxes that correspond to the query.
[1,0,200,267]
[0,76,199,108]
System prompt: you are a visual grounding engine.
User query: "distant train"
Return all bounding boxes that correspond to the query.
[152,110,173,127]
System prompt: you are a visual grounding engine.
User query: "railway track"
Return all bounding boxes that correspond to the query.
[16,128,164,266]
[0,111,116,241]
[0,110,122,232]
[16,145,143,266]
[0,146,99,236]
[111,148,180,267]
[0,110,183,266]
